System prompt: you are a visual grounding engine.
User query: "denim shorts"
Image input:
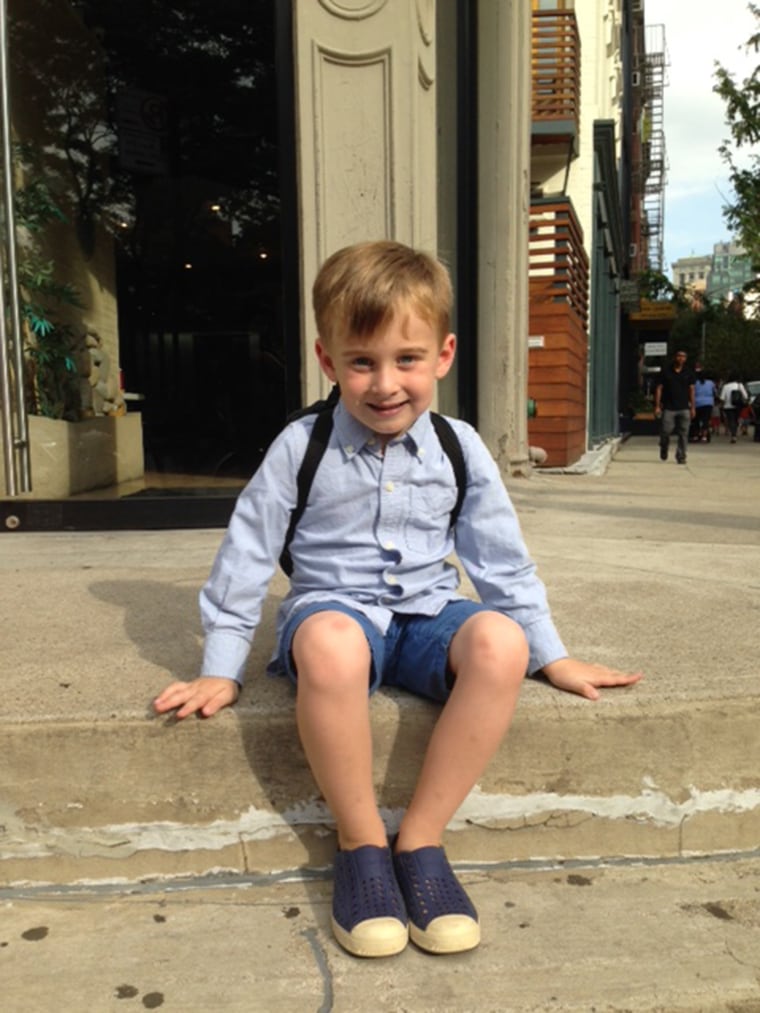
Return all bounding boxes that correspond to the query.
[278,599,489,702]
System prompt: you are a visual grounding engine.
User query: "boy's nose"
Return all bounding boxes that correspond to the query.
[372,367,398,395]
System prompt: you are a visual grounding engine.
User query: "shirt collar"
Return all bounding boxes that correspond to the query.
[332,400,432,461]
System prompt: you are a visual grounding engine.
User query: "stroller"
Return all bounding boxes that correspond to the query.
[752,393,760,442]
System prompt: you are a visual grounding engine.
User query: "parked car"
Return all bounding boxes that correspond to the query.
[747,380,760,400]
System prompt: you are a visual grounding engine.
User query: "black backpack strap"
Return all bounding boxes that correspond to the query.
[279,405,335,576]
[286,384,340,422]
[430,412,466,529]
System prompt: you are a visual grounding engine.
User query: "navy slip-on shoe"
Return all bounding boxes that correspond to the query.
[331,844,408,958]
[393,845,480,954]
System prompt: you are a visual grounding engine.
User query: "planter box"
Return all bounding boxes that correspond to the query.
[630,413,659,436]
[2,414,144,498]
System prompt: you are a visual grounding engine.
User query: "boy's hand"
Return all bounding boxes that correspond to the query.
[153,676,240,720]
[541,658,643,701]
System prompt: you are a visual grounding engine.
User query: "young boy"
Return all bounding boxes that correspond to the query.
[154,240,642,959]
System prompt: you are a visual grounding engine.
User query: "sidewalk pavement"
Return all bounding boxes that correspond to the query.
[3,856,759,1011]
[2,433,760,1010]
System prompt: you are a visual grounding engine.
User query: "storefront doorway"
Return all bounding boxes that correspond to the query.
[1,0,297,530]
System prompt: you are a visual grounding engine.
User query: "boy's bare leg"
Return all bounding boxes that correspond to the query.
[395,611,528,853]
[292,611,387,851]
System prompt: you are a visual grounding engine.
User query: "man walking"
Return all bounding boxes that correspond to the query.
[654,349,696,464]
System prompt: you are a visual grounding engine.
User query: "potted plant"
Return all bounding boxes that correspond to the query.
[2,146,142,498]
[14,143,84,421]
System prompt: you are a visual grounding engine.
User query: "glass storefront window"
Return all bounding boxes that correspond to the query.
[2,0,290,527]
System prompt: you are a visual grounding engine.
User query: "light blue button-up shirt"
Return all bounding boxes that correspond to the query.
[200,401,567,683]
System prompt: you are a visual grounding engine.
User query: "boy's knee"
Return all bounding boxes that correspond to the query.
[470,611,528,654]
[452,612,529,686]
[292,611,371,688]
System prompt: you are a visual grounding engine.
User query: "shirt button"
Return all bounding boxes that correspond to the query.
[386,575,398,585]
[384,481,394,492]
[344,444,354,454]
[384,540,396,550]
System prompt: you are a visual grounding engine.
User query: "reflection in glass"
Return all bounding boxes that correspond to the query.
[8,0,286,500]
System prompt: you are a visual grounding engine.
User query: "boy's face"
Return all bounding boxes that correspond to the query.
[315,307,455,445]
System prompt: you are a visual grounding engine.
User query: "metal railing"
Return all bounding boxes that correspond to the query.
[531,9,581,137]
[0,0,31,496]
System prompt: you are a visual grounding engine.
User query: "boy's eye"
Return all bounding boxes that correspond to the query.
[398,354,420,366]
[350,356,373,369]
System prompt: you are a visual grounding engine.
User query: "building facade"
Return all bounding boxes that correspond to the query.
[706,242,757,302]
[672,243,758,312]
[671,254,712,293]
[1,0,649,527]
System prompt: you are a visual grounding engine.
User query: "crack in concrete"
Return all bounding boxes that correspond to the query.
[301,926,334,1013]
[2,848,760,900]
[449,781,760,832]
[2,780,759,862]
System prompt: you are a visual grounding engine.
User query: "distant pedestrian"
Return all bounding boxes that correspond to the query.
[693,373,717,443]
[719,371,750,444]
[654,349,696,464]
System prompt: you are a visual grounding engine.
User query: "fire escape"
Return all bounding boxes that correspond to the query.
[634,23,668,272]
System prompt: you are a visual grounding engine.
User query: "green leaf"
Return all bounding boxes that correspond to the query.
[28,314,55,337]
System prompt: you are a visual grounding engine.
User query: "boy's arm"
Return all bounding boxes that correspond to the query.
[153,426,303,719]
[541,658,643,701]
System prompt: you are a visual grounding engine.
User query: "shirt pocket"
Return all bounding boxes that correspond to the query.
[404,485,457,555]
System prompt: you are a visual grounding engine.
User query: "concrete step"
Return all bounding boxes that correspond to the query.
[4,675,760,886]
[2,436,760,888]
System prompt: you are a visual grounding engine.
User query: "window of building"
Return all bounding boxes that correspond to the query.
[4,0,294,523]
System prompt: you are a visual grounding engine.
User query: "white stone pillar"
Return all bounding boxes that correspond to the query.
[292,0,437,404]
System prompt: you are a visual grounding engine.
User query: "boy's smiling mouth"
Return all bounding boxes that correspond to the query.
[367,400,409,416]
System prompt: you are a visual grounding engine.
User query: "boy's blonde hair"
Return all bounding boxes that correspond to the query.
[312,240,453,347]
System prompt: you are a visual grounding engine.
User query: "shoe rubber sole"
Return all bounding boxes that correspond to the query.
[331,914,408,958]
[409,913,481,954]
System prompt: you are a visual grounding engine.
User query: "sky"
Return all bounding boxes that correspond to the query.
[646,0,759,274]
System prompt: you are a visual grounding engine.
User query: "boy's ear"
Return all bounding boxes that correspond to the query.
[435,333,457,380]
[315,339,338,382]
